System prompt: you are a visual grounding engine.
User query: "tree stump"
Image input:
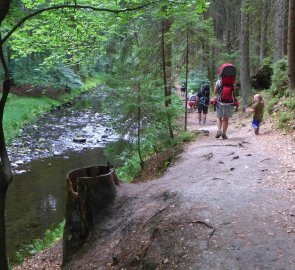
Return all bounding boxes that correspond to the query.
[62,164,119,265]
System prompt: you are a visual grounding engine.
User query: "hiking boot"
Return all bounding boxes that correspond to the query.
[215,131,222,138]
[254,128,259,135]
[222,133,228,140]
[203,120,206,125]
[199,120,201,125]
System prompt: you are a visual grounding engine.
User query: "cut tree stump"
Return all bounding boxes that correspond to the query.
[62,164,119,266]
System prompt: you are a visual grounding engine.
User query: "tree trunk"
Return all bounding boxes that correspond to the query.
[0,86,12,270]
[0,0,10,24]
[260,0,268,63]
[283,0,289,56]
[274,0,285,61]
[184,28,189,131]
[0,188,8,270]
[0,38,13,270]
[0,2,11,266]
[225,1,231,54]
[288,0,295,93]
[137,83,144,168]
[161,14,174,138]
[239,0,251,107]
[163,18,172,107]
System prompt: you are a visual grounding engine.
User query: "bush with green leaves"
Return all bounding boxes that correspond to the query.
[102,82,185,181]
[277,111,293,130]
[269,57,288,98]
[265,94,280,114]
[185,67,209,92]
[264,58,294,132]
[10,57,82,90]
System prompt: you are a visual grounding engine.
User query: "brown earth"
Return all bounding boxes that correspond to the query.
[13,91,295,270]
[1,84,64,98]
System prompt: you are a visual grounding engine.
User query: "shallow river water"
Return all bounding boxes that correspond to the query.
[6,89,117,261]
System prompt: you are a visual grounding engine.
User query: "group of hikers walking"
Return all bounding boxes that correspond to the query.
[182,63,264,139]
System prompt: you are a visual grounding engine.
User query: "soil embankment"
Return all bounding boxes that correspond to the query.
[14,95,295,269]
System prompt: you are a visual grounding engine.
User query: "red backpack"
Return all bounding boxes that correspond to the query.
[217,63,236,103]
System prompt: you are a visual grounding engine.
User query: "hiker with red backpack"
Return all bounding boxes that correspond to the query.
[214,63,237,139]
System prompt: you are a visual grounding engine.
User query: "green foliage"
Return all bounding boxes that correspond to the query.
[14,221,64,264]
[117,154,141,182]
[216,51,240,74]
[262,57,295,132]
[98,0,211,181]
[102,87,183,181]
[269,57,288,98]
[277,99,295,132]
[186,67,209,92]
[265,95,279,114]
[104,91,192,182]
[284,98,295,110]
[277,111,292,130]
[264,90,295,132]
[179,130,197,143]
[261,57,273,69]
[10,57,82,89]
[6,4,112,67]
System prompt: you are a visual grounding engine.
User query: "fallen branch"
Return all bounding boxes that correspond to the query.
[147,202,175,223]
[191,220,216,239]
[171,220,216,240]
[198,144,240,148]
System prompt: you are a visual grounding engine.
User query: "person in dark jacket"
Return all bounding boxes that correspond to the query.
[180,83,186,97]
[197,84,210,125]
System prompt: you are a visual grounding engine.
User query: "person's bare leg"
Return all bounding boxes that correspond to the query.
[217,117,222,131]
[222,118,229,133]
[203,113,207,124]
[216,117,222,138]
[198,113,202,124]
[222,117,229,139]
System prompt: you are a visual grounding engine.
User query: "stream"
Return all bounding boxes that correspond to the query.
[6,88,118,261]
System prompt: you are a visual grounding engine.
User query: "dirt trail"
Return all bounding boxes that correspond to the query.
[15,94,295,270]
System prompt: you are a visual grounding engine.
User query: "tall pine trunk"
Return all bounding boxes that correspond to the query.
[288,0,295,93]
[225,1,231,54]
[161,15,174,138]
[137,83,144,168]
[260,0,268,63]
[274,0,285,61]
[283,0,289,56]
[184,28,189,131]
[239,0,251,107]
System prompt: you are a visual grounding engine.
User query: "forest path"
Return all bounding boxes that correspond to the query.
[14,91,295,270]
